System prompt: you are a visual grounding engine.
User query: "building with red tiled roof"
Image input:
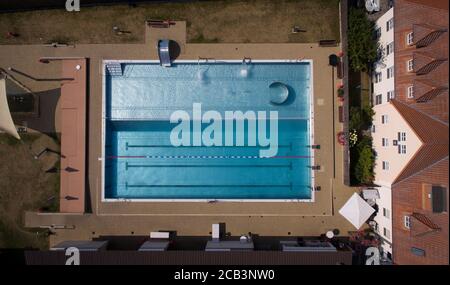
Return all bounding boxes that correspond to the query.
[372,0,448,265]
[392,0,448,265]
[394,0,448,122]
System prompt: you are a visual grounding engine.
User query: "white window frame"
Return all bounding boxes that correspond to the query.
[374,72,382,83]
[387,90,395,101]
[386,42,394,55]
[407,59,414,72]
[375,94,382,105]
[404,216,411,229]
[382,161,390,170]
[386,18,394,32]
[407,85,414,98]
[401,132,406,141]
[382,138,389,147]
[406,32,414,46]
[383,227,391,239]
[400,145,407,154]
[375,27,382,39]
[383,208,391,219]
[387,66,394,79]
[381,115,388,124]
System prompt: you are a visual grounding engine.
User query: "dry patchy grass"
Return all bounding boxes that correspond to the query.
[0,133,60,249]
[0,0,340,44]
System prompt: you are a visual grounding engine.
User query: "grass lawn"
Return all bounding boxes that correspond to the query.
[0,133,60,249]
[0,0,340,44]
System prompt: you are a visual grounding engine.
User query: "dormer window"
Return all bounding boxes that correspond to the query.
[407,86,414,98]
[406,32,414,46]
[407,59,414,72]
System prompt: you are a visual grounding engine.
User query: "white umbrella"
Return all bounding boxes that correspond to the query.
[0,78,20,140]
[339,193,375,229]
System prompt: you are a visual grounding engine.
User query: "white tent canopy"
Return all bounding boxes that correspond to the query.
[0,77,20,140]
[339,193,375,229]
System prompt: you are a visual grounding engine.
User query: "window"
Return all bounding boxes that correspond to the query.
[393,140,398,146]
[375,27,382,39]
[382,161,390,170]
[382,138,389,147]
[407,85,414,98]
[386,42,394,55]
[398,144,407,154]
[383,227,391,239]
[387,66,394,79]
[374,72,382,83]
[375,94,382,105]
[404,216,411,229]
[406,32,414,46]
[401,132,406,141]
[386,18,394,32]
[381,115,388,124]
[387,90,395,101]
[411,247,425,257]
[372,125,376,133]
[383,208,391,218]
[407,59,414,72]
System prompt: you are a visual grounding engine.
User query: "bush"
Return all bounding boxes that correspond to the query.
[355,144,374,184]
[352,135,375,185]
[348,8,379,72]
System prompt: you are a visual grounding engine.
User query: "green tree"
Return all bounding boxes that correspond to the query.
[348,8,379,72]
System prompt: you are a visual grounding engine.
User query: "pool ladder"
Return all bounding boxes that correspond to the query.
[106,62,123,76]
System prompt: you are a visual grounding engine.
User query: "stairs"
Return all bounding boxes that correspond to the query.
[106,62,123,76]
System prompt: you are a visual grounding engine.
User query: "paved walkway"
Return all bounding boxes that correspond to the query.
[59,59,86,213]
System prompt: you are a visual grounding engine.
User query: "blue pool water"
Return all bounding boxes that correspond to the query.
[104,62,312,200]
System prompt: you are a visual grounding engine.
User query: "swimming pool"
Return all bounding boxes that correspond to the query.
[102,60,314,201]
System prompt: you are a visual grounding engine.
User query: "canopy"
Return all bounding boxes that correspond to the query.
[339,193,375,229]
[0,77,20,140]
[362,188,380,200]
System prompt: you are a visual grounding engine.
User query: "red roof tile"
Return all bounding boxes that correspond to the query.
[405,0,449,10]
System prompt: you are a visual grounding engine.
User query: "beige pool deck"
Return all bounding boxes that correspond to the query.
[0,22,358,246]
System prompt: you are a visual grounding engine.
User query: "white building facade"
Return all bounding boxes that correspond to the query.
[373,8,395,106]
[371,7,395,258]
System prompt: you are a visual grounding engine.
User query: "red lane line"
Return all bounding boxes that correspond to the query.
[270,156,312,159]
[106,156,312,159]
[106,156,146,159]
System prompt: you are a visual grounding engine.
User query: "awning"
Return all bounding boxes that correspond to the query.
[339,193,375,229]
[0,77,20,140]
[362,189,380,200]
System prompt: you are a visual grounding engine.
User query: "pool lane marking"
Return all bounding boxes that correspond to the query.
[126,144,294,149]
[106,155,312,159]
[125,184,294,188]
[125,164,293,168]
